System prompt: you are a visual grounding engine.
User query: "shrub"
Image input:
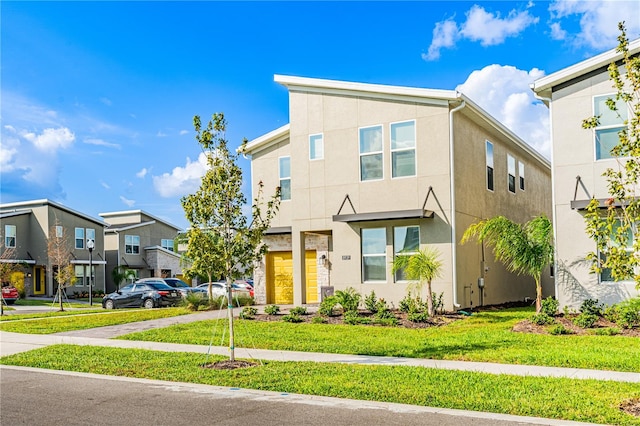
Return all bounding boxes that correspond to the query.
[399,294,416,313]
[311,316,328,324]
[432,292,444,315]
[289,306,307,316]
[615,297,640,329]
[282,313,304,323]
[573,312,598,329]
[580,299,603,316]
[530,312,554,325]
[184,293,206,311]
[373,299,395,320]
[343,310,370,325]
[548,324,573,335]
[240,306,258,319]
[541,296,559,317]
[594,327,621,336]
[264,304,280,315]
[334,287,361,313]
[407,311,431,323]
[364,291,378,313]
[373,317,399,327]
[603,305,620,323]
[319,295,338,316]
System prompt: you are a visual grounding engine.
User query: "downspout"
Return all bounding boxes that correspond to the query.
[449,97,466,308]
[534,92,557,299]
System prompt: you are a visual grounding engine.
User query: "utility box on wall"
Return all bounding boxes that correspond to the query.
[320,286,334,301]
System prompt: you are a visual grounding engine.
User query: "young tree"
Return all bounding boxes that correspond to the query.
[391,248,443,316]
[47,222,76,311]
[462,215,554,313]
[111,265,135,291]
[583,22,640,289]
[181,113,280,361]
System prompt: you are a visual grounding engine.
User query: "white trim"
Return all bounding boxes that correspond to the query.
[0,259,36,264]
[485,140,494,192]
[309,133,324,161]
[71,259,107,265]
[390,119,417,179]
[507,154,516,194]
[104,221,156,233]
[99,210,181,231]
[278,156,292,201]
[359,124,384,182]
[243,124,290,155]
[0,199,107,227]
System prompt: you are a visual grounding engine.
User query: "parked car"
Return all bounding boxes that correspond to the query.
[233,280,254,298]
[1,284,19,305]
[137,277,206,298]
[196,281,252,299]
[102,281,182,309]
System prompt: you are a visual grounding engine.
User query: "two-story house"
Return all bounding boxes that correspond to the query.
[0,199,107,297]
[532,39,640,309]
[100,210,182,292]
[244,75,553,310]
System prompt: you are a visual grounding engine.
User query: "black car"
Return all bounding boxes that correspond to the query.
[102,281,182,309]
[137,277,207,298]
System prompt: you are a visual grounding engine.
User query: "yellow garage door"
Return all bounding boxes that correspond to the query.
[266,251,318,304]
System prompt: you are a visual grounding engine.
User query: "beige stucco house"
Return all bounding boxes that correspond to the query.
[100,210,183,292]
[0,199,107,297]
[244,75,553,310]
[532,39,640,309]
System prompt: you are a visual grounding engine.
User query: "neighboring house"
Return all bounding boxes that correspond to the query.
[0,199,107,297]
[244,75,553,309]
[100,210,183,292]
[532,39,640,309]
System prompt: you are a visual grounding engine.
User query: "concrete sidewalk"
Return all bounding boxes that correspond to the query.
[1,330,638,383]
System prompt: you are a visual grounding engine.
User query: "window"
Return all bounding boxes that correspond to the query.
[161,239,174,252]
[599,220,635,282]
[507,154,516,193]
[279,156,291,201]
[390,121,416,178]
[486,141,494,191]
[4,225,16,248]
[518,161,525,191]
[75,228,85,249]
[309,134,323,160]
[393,226,420,281]
[359,125,383,181]
[361,228,386,281]
[56,226,63,238]
[594,95,628,160]
[125,235,140,254]
[75,265,85,286]
[86,228,95,248]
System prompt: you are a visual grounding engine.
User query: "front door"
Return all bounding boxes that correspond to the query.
[33,267,45,295]
[266,251,293,304]
[305,251,318,303]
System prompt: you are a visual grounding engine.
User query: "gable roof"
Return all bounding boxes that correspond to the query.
[532,38,640,101]
[100,210,182,232]
[243,75,550,168]
[0,199,107,227]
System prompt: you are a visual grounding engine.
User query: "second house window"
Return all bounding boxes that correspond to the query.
[390,121,416,178]
[125,235,140,254]
[359,125,383,181]
[361,228,387,282]
[279,156,291,201]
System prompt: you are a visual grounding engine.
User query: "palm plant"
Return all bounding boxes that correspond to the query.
[391,248,443,316]
[462,215,553,313]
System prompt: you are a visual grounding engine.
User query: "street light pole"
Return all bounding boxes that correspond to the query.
[87,238,94,306]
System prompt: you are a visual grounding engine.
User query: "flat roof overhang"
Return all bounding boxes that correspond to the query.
[571,198,628,210]
[333,209,434,223]
[265,226,293,235]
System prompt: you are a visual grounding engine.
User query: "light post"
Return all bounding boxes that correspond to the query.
[87,238,94,306]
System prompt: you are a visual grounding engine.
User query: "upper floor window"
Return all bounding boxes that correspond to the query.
[309,134,324,160]
[125,234,140,254]
[599,220,636,282]
[86,228,95,247]
[75,228,85,249]
[361,227,386,282]
[518,161,525,191]
[507,154,516,193]
[359,125,383,181]
[4,225,16,248]
[279,156,291,201]
[393,226,420,281]
[161,239,174,252]
[486,141,494,191]
[56,226,63,238]
[390,121,416,178]
[594,95,628,160]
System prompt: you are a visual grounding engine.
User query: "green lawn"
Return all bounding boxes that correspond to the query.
[118,308,640,372]
[1,344,638,426]
[13,299,94,308]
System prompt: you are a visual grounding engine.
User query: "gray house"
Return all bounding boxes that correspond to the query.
[244,75,553,310]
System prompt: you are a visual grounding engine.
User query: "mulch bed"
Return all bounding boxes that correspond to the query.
[202,360,258,370]
[621,398,640,417]
[512,315,640,337]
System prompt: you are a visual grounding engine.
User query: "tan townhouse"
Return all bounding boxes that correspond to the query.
[532,39,640,309]
[244,75,553,310]
[0,199,107,297]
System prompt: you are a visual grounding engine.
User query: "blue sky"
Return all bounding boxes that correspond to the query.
[2,1,639,230]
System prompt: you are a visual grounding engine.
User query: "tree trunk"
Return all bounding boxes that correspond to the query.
[227,276,235,361]
[426,280,434,316]
[535,278,542,314]
[58,283,64,312]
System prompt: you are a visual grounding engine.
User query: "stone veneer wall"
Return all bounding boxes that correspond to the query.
[253,233,330,305]
[145,248,182,278]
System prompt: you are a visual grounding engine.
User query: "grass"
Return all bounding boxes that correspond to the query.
[1,344,639,425]
[0,307,191,333]
[1,309,106,321]
[13,299,94,308]
[118,308,640,372]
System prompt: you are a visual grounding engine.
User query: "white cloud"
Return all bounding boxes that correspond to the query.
[100,97,112,106]
[179,130,189,136]
[100,180,111,190]
[136,167,148,179]
[461,5,539,46]
[457,65,550,158]
[84,138,120,149]
[549,0,640,49]
[119,195,135,207]
[425,5,539,60]
[157,131,168,137]
[22,127,75,152]
[152,152,209,198]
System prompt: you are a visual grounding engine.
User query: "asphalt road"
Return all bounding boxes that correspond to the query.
[0,367,556,426]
